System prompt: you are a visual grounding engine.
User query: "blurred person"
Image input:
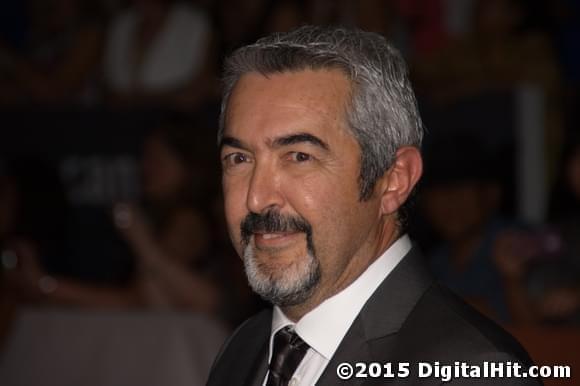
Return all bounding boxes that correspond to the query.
[521,133,580,324]
[494,226,580,325]
[111,124,221,311]
[413,0,563,184]
[0,159,69,343]
[424,132,580,326]
[4,125,227,319]
[103,0,217,110]
[394,0,449,59]
[0,0,105,106]
[413,0,561,105]
[420,133,528,323]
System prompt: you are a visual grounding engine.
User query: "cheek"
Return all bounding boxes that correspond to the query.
[296,164,361,206]
[289,173,364,241]
[297,184,320,210]
[292,175,347,217]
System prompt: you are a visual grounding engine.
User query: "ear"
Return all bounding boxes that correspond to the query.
[377,146,423,216]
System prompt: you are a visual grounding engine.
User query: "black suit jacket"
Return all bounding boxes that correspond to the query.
[207,247,541,385]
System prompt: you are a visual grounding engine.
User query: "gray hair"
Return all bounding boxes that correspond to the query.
[218,25,423,200]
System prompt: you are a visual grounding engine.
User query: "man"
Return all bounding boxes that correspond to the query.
[207,26,540,386]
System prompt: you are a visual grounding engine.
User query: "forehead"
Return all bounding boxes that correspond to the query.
[223,69,353,144]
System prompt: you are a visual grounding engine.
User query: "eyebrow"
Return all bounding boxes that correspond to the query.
[219,136,249,151]
[219,132,330,152]
[272,133,329,151]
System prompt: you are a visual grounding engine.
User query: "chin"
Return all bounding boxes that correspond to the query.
[243,244,321,306]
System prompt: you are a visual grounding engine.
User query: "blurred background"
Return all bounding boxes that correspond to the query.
[0,0,579,385]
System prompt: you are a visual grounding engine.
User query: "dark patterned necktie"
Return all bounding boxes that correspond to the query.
[265,326,310,386]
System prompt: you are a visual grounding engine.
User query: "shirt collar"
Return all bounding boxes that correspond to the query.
[269,235,412,360]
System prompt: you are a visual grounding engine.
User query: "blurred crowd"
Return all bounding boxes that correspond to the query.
[1,0,580,348]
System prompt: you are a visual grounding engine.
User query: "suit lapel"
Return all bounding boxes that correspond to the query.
[237,311,270,386]
[316,317,372,386]
[317,247,434,385]
[243,339,269,386]
[207,309,271,386]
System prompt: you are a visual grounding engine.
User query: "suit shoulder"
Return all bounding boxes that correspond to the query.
[399,283,532,364]
[207,308,271,383]
[214,308,271,361]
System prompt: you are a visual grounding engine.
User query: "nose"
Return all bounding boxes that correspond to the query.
[246,160,285,214]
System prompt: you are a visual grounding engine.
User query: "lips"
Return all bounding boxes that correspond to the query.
[261,233,287,240]
[253,231,301,248]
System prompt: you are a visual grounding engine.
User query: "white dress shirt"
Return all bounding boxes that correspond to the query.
[263,235,412,386]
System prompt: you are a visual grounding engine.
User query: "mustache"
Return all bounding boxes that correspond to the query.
[240,210,312,246]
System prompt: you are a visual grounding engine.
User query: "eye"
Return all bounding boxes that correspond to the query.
[288,152,312,163]
[223,152,251,168]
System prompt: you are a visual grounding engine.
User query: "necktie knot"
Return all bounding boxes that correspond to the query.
[266,326,309,386]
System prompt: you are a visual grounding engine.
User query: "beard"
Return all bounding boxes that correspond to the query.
[240,210,321,307]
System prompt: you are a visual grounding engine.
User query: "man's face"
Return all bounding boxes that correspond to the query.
[221,69,384,309]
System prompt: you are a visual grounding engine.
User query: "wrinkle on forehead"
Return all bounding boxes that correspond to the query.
[224,69,353,141]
